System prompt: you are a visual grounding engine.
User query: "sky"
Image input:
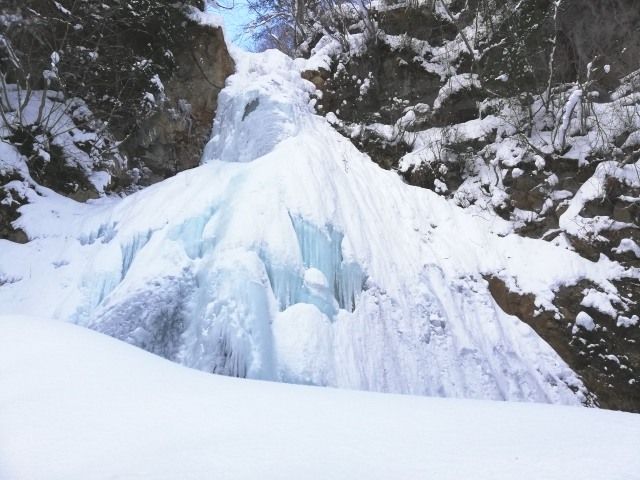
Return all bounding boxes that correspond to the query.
[206,0,255,49]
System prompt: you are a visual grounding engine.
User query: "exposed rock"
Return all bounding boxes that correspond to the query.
[318,39,442,125]
[120,22,234,185]
[0,173,28,243]
[374,4,457,46]
[354,134,410,170]
[487,276,640,412]
[431,88,486,127]
[301,68,330,89]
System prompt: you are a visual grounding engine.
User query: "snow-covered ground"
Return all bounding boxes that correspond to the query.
[1,315,639,480]
[1,47,633,404]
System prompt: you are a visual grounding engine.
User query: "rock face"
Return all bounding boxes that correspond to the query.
[1,3,234,243]
[305,0,640,411]
[121,22,235,185]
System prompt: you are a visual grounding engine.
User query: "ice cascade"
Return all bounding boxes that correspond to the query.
[1,48,623,405]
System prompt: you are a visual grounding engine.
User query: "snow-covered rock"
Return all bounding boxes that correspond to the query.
[574,311,597,333]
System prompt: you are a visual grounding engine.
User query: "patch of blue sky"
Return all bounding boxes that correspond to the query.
[207,0,255,49]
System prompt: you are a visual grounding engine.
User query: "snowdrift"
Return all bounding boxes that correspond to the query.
[1,316,639,480]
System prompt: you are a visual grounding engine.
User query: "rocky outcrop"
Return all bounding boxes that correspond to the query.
[0,1,235,203]
[120,21,234,185]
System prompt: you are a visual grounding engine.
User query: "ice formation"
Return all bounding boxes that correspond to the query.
[0,48,629,404]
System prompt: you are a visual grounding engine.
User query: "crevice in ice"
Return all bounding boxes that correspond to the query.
[70,271,122,327]
[168,208,218,260]
[261,261,302,311]
[120,230,153,280]
[208,320,250,378]
[95,273,120,309]
[261,215,365,316]
[289,216,365,313]
[78,222,117,245]
[242,98,260,120]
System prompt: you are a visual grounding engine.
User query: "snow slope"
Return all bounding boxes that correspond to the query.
[1,316,639,480]
[0,48,632,403]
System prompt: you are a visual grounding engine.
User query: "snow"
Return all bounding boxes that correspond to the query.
[433,73,481,111]
[574,311,597,332]
[559,160,640,238]
[613,238,640,258]
[88,170,111,193]
[272,303,334,385]
[0,47,635,406]
[580,289,617,318]
[2,316,640,480]
[623,130,640,149]
[187,6,224,28]
[399,114,506,171]
[358,78,369,96]
[325,111,339,124]
[150,73,166,102]
[53,1,71,16]
[617,314,639,328]
[511,167,524,178]
[0,140,26,173]
[300,32,368,74]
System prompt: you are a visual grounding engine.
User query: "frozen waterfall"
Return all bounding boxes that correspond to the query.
[3,48,626,405]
